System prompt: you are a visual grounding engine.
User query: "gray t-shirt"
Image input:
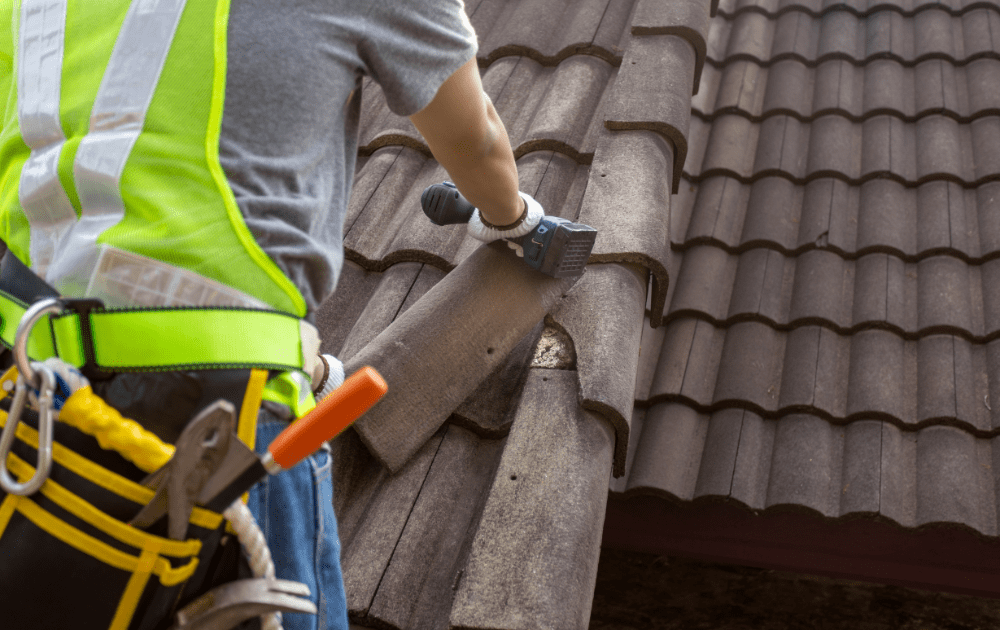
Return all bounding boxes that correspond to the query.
[220,0,478,320]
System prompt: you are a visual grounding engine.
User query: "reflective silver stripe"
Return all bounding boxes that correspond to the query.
[47,0,187,293]
[17,0,77,277]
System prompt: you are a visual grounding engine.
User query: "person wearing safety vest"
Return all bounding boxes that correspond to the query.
[1,0,551,628]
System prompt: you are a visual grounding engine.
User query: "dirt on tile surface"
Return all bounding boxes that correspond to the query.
[589,548,1000,630]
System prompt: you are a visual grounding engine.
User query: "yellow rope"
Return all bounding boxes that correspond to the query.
[59,386,175,474]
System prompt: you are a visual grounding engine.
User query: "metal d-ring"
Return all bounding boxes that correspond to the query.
[13,297,63,390]
[0,364,56,496]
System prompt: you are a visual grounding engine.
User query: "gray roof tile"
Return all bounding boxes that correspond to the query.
[449,369,614,630]
[551,263,648,476]
[631,0,712,91]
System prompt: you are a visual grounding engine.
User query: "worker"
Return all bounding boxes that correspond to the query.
[0,0,544,628]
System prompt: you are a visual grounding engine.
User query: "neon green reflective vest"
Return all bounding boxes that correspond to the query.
[0,0,307,318]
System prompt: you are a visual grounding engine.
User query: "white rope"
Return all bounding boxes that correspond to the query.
[224,500,282,630]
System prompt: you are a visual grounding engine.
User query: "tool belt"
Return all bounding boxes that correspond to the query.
[0,375,235,630]
[0,249,315,630]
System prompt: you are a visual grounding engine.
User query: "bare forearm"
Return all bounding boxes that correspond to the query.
[429,100,523,226]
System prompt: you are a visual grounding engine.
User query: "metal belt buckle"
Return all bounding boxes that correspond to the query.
[0,298,63,496]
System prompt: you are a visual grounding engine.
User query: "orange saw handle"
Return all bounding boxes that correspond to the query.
[268,366,387,469]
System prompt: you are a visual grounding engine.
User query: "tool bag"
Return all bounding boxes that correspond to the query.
[0,366,265,630]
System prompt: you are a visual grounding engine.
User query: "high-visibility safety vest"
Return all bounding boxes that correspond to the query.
[0,0,318,417]
[0,0,306,317]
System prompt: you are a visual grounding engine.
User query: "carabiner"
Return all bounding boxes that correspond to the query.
[13,297,63,390]
[0,366,56,496]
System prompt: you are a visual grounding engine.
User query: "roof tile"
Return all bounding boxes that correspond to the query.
[450,369,614,630]
[365,425,505,630]
[347,242,578,472]
[856,180,916,255]
[770,11,817,59]
[838,419,883,514]
[817,9,862,59]
[766,414,844,515]
[863,59,911,116]
[917,255,975,332]
[915,425,995,531]
[682,176,751,247]
[967,58,1000,115]
[691,407,745,497]
[669,245,738,320]
[846,329,913,420]
[805,114,860,178]
[337,429,444,615]
[728,409,774,509]
[961,9,1000,59]
[971,116,1000,182]
[787,249,853,328]
[578,129,671,324]
[914,8,957,59]
[605,34,695,186]
[713,321,787,409]
[625,403,709,499]
[472,0,634,63]
[551,263,647,475]
[797,178,858,253]
[851,253,915,332]
[632,0,712,91]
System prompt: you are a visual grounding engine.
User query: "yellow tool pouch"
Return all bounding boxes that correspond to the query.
[0,368,267,630]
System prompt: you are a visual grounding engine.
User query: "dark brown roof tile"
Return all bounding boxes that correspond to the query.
[838,420,883,514]
[856,180,916,254]
[916,115,968,181]
[805,114,859,178]
[811,59,858,114]
[726,409,774,509]
[976,182,1000,254]
[914,425,993,530]
[713,321,787,409]
[731,248,796,322]
[727,11,779,60]
[846,329,913,419]
[851,253,913,331]
[691,407,745,497]
[797,178,859,253]
[915,59,965,114]
[915,181,971,255]
[623,403,709,498]
[917,255,975,332]
[914,8,958,58]
[767,414,844,515]
[818,10,862,59]
[698,114,758,176]
[669,245,737,321]
[861,115,918,181]
[971,117,1000,182]
[967,58,1000,115]
[338,429,445,615]
[787,250,854,327]
[863,59,910,116]
[682,176,751,247]
[961,9,1000,59]
[449,369,615,630]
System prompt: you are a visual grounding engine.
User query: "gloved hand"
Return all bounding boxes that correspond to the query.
[311,353,345,402]
[466,191,545,257]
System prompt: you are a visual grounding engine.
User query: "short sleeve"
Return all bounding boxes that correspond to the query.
[360,0,479,117]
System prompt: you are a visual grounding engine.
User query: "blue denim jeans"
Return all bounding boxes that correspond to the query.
[246,420,349,630]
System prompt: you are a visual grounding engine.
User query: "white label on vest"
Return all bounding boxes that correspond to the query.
[17,0,77,277]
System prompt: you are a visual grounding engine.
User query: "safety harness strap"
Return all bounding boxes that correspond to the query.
[0,291,308,373]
